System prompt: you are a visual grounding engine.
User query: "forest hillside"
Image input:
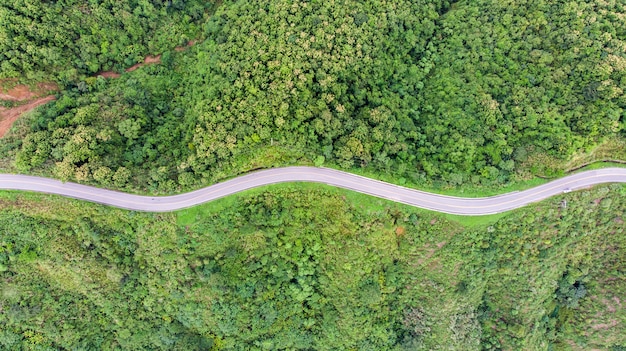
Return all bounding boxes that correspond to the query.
[0,0,624,192]
[1,184,625,350]
[1,1,626,350]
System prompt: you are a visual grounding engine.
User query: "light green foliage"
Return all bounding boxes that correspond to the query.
[1,185,625,349]
[473,184,626,350]
[0,0,625,348]
[0,195,217,350]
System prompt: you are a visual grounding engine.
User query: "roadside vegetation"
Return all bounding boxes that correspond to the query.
[1,184,625,350]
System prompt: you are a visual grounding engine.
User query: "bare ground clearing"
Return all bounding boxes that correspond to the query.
[0,96,56,137]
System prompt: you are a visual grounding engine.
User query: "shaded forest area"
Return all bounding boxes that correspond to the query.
[1,0,624,192]
[0,184,625,349]
[0,0,214,83]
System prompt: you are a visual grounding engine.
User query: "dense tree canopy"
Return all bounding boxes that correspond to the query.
[178,0,444,179]
[417,0,626,180]
[0,0,213,83]
[2,0,624,191]
[1,0,625,349]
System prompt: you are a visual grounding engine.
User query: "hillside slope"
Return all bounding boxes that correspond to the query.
[2,0,624,191]
[0,184,625,349]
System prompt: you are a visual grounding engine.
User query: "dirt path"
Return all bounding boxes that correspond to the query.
[0,54,160,136]
[98,40,195,77]
[1,40,197,138]
[0,96,56,137]
[0,85,36,101]
[126,55,161,72]
[0,81,58,101]
[96,55,162,77]
[0,79,59,137]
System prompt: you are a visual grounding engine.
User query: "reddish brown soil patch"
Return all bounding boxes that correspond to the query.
[126,55,162,72]
[0,80,59,101]
[0,85,36,101]
[0,80,58,138]
[38,82,58,91]
[98,54,162,77]
[97,71,122,79]
[395,226,405,236]
[175,40,197,52]
[144,55,162,64]
[613,296,622,306]
[0,96,56,137]
[1,39,198,134]
[591,319,618,330]
[99,40,198,77]
[604,298,617,313]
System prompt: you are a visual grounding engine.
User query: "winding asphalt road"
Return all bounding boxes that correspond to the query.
[1,167,625,215]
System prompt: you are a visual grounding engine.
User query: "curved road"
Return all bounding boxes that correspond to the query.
[1,167,625,215]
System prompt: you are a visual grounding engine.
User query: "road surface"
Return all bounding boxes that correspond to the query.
[1,167,625,215]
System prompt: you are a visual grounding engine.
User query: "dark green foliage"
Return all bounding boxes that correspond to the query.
[556,273,587,308]
[180,188,417,349]
[1,0,625,349]
[0,0,214,83]
[418,0,626,178]
[0,188,439,350]
[12,67,190,191]
[2,0,624,191]
[178,0,444,180]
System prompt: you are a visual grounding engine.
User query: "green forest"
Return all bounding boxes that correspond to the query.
[1,0,626,349]
[1,0,624,192]
[0,0,213,83]
[1,184,625,349]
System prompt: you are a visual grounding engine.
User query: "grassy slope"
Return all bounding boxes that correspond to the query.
[1,183,625,350]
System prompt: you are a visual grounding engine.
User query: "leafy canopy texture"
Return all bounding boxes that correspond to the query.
[417,0,626,179]
[2,0,625,191]
[1,184,625,349]
[181,0,441,176]
[0,0,212,82]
